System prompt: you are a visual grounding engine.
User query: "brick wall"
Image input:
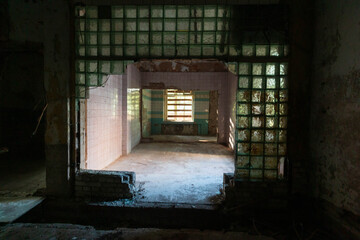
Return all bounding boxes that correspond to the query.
[75,169,135,201]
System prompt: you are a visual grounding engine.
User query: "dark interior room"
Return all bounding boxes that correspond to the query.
[0,0,359,239]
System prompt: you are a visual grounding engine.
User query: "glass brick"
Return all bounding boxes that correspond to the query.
[88,73,98,86]
[125,33,136,44]
[265,143,277,155]
[112,19,124,31]
[251,156,263,168]
[111,61,124,74]
[164,45,175,56]
[189,46,201,56]
[99,47,110,56]
[86,7,98,18]
[164,6,176,18]
[138,46,149,56]
[238,90,250,102]
[238,117,249,128]
[252,104,263,115]
[239,63,250,75]
[266,77,276,89]
[99,61,111,73]
[237,156,250,168]
[178,6,190,18]
[280,63,288,75]
[217,21,229,31]
[252,63,263,75]
[203,32,215,44]
[238,143,250,154]
[253,77,263,89]
[99,33,110,45]
[190,20,202,31]
[177,32,188,44]
[99,19,110,31]
[252,91,262,103]
[204,6,216,17]
[139,6,149,18]
[113,46,123,56]
[266,63,276,75]
[266,117,277,128]
[151,6,163,18]
[256,45,268,56]
[125,20,137,31]
[280,77,288,89]
[86,61,97,72]
[190,33,202,44]
[86,19,98,31]
[86,33,97,45]
[242,45,255,56]
[251,143,263,155]
[203,19,216,31]
[239,77,249,88]
[150,46,162,56]
[279,144,286,155]
[124,46,136,56]
[177,19,189,31]
[265,130,276,142]
[76,73,85,85]
[177,45,188,56]
[279,117,287,128]
[125,6,137,18]
[190,6,203,17]
[270,45,282,56]
[238,104,249,115]
[164,19,176,31]
[279,90,288,102]
[279,103,287,115]
[112,6,123,18]
[265,157,277,169]
[139,20,149,31]
[151,33,162,44]
[202,46,215,56]
[265,90,276,102]
[76,60,85,72]
[266,104,276,115]
[279,130,287,142]
[138,33,149,44]
[252,116,264,128]
[151,20,163,31]
[78,46,85,56]
[251,130,263,142]
[238,129,250,141]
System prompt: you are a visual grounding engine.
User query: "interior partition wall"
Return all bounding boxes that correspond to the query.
[73,4,289,181]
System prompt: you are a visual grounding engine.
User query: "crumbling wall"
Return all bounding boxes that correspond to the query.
[75,169,135,201]
[310,0,360,237]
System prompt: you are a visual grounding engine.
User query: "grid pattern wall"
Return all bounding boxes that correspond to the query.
[74,5,289,98]
[230,62,288,181]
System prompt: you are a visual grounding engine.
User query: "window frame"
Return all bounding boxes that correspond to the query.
[164,89,194,122]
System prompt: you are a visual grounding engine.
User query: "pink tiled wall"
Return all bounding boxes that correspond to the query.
[141,72,235,147]
[86,75,124,170]
[125,65,141,154]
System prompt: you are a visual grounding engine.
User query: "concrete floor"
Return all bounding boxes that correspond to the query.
[0,155,45,223]
[0,223,276,240]
[105,137,234,204]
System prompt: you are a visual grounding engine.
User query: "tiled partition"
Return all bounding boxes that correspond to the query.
[86,75,123,170]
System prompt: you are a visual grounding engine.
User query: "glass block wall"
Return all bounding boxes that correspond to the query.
[74,5,289,181]
[230,61,288,181]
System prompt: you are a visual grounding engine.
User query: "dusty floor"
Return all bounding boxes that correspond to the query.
[148,135,217,143]
[104,138,234,205]
[0,155,45,223]
[0,223,276,240]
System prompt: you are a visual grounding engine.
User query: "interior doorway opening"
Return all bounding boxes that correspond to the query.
[79,60,236,205]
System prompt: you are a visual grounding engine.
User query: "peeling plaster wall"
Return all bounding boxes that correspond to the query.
[310,0,360,235]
